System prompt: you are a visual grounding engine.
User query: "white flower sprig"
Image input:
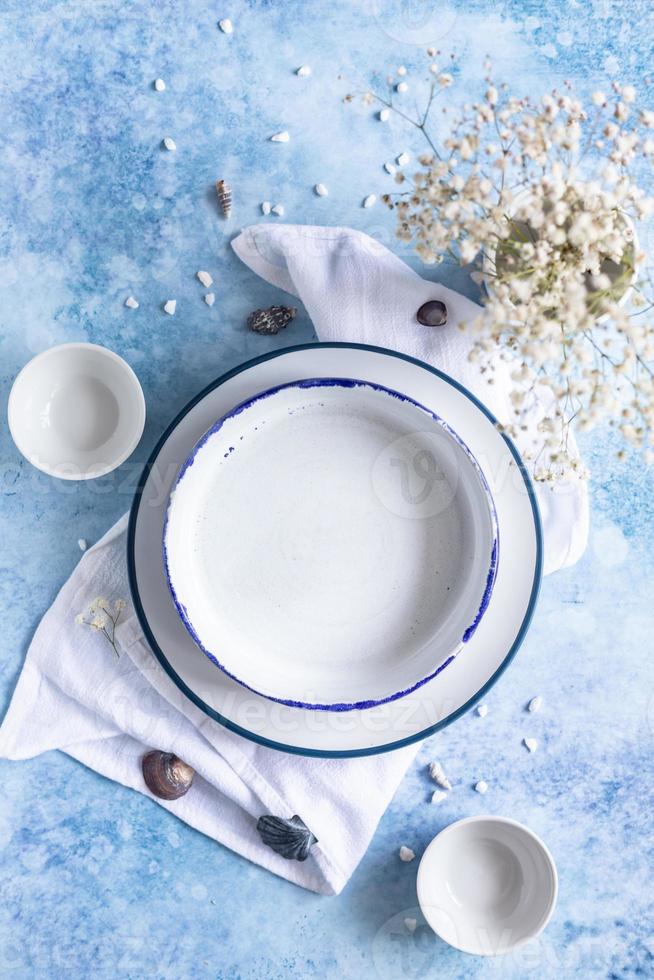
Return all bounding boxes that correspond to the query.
[347,58,654,480]
[75,597,126,658]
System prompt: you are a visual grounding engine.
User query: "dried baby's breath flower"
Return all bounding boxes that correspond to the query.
[76,597,126,658]
[357,62,654,479]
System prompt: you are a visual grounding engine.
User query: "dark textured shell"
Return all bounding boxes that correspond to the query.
[256,814,318,861]
[142,751,195,801]
[247,305,297,335]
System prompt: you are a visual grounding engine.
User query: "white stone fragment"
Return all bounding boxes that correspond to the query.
[399,846,415,862]
[397,65,407,76]
[162,137,176,151]
[428,761,452,790]
[296,65,311,77]
[528,696,543,713]
[474,780,488,794]
[523,737,538,753]
[204,293,215,307]
[314,183,328,197]
[196,270,213,288]
[404,917,417,933]
[476,703,488,718]
[379,108,390,122]
[218,18,233,34]
[362,194,377,208]
[271,204,285,216]
[154,78,166,92]
[124,296,139,309]
[270,131,290,142]
[78,538,87,551]
[384,162,396,175]
[397,151,410,166]
[163,300,177,315]
[431,790,447,804]
[396,81,409,93]
[261,201,271,215]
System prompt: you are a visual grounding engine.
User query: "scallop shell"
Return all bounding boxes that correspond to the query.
[142,751,194,800]
[256,814,317,862]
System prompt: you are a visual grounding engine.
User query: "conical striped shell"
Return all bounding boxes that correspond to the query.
[215,179,232,218]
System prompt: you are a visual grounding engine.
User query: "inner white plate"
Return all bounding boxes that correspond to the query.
[127,344,542,757]
[164,378,498,710]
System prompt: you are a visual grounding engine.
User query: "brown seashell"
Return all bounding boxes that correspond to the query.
[215,179,232,218]
[416,300,448,327]
[142,751,195,800]
[247,304,297,335]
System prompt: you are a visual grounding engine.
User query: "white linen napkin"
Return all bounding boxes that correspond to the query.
[232,224,589,574]
[0,515,417,895]
[0,224,588,896]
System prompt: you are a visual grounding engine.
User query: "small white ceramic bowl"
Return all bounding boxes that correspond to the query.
[417,816,558,956]
[8,343,146,480]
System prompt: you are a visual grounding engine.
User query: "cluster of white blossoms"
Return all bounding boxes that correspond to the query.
[364,59,654,480]
[75,597,126,656]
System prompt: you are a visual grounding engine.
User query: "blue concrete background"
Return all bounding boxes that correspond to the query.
[1,1,653,977]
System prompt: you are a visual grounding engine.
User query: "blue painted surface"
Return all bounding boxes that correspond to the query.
[1,1,653,977]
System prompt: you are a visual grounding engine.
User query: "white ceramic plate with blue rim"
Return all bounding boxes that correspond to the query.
[163,378,498,710]
[128,344,542,757]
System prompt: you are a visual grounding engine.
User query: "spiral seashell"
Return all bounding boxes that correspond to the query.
[256,814,317,862]
[247,304,297,335]
[142,751,195,800]
[215,179,232,218]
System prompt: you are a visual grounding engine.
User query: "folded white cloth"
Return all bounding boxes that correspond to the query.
[0,515,416,895]
[0,224,588,896]
[232,225,588,574]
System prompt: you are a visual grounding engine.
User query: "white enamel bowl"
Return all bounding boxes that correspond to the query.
[417,817,558,956]
[164,378,498,710]
[8,343,146,480]
[127,343,542,757]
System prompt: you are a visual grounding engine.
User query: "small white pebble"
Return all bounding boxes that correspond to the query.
[271,204,285,216]
[397,151,410,167]
[296,65,311,77]
[78,538,87,552]
[428,761,452,790]
[431,790,447,804]
[528,696,543,713]
[314,183,329,197]
[384,162,396,175]
[218,18,233,34]
[124,296,139,309]
[399,846,415,862]
[404,917,417,933]
[204,293,215,307]
[261,201,271,215]
[378,108,390,122]
[163,299,177,315]
[476,703,488,718]
[270,131,290,143]
[162,137,176,151]
[196,270,213,288]
[362,194,377,208]
[474,780,488,794]
[396,81,409,93]
[154,78,166,92]
[523,737,538,753]
[397,65,407,76]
